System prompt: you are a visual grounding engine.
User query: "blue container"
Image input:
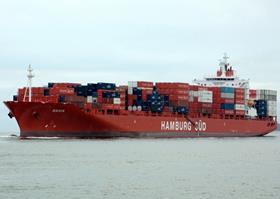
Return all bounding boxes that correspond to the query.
[176,106,188,114]
[220,87,234,93]
[87,83,98,94]
[257,111,267,117]
[135,99,143,106]
[13,95,18,101]
[48,82,54,88]
[152,90,158,95]
[257,106,267,111]
[136,95,142,101]
[221,103,235,110]
[97,82,116,90]
[133,88,142,96]
[142,106,150,111]
[76,86,88,96]
[255,100,267,107]
[92,92,98,97]
[110,92,120,98]
[255,100,267,117]
[44,89,50,96]
[102,91,120,98]
[87,83,97,89]
[58,95,65,103]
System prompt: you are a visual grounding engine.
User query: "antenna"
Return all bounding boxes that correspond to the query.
[223,53,229,64]
[27,64,34,102]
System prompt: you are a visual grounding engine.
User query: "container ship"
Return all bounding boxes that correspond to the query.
[4,55,277,138]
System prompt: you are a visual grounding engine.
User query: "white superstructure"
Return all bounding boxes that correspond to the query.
[193,54,249,89]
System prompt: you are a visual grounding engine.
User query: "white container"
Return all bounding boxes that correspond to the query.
[198,90,212,97]
[198,97,213,103]
[235,104,245,110]
[137,106,142,111]
[221,93,234,99]
[128,81,137,88]
[246,107,257,117]
[192,91,198,97]
[113,98,121,104]
[189,91,194,97]
[267,106,277,116]
[267,101,277,107]
[128,106,133,111]
[87,96,93,103]
[188,96,194,102]
[128,87,133,95]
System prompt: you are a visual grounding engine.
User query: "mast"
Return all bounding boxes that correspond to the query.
[27,65,34,102]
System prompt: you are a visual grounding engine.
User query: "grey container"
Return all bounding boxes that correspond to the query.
[221,93,235,99]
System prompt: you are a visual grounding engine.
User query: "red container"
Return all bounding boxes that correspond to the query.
[53,83,81,88]
[249,89,257,99]
[102,104,121,110]
[50,87,74,95]
[97,90,103,97]
[224,110,234,115]
[215,98,234,104]
[65,95,85,103]
[208,87,220,92]
[142,90,153,100]
[189,85,199,91]
[235,88,245,94]
[116,86,128,92]
[211,103,220,109]
[169,95,188,101]
[249,89,256,95]
[235,99,245,104]
[170,100,188,106]
[156,82,189,89]
[200,103,212,108]
[157,89,188,95]
[235,93,245,99]
[235,110,245,115]
[137,81,153,88]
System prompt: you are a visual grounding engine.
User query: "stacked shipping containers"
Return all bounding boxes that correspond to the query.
[256,90,277,117]
[220,87,235,115]
[234,88,245,116]
[13,81,277,119]
[17,87,58,103]
[156,83,189,114]
[127,81,153,111]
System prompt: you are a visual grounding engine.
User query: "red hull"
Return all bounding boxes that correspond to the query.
[4,101,277,138]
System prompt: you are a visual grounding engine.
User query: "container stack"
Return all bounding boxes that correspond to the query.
[208,87,221,115]
[147,90,165,113]
[234,88,246,116]
[49,84,75,98]
[17,87,58,103]
[156,82,189,114]
[256,90,277,117]
[255,100,267,117]
[127,81,153,112]
[219,87,235,115]
[12,81,277,118]
[188,85,199,114]
[198,88,213,114]
[116,86,127,110]
[96,88,122,110]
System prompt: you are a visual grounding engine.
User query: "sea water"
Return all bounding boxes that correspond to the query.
[0,131,279,199]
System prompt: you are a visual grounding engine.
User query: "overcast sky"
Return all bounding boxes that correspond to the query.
[0,0,279,133]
